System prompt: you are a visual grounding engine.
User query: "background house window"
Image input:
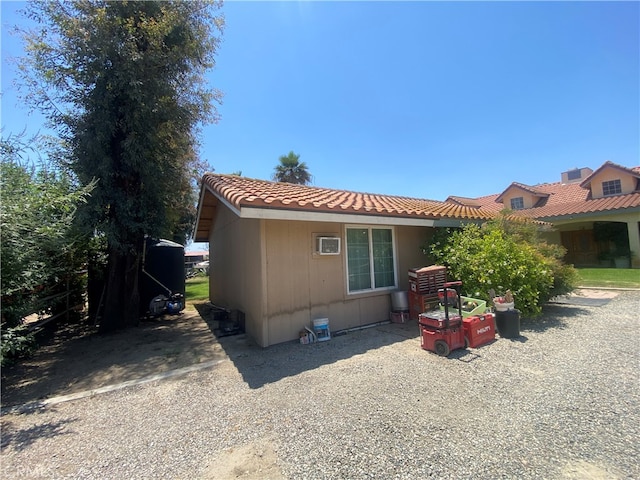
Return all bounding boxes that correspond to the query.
[510,197,525,210]
[602,179,622,196]
[567,169,581,181]
[346,227,396,293]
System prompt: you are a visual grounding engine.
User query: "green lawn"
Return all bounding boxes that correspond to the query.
[185,276,209,303]
[576,268,640,289]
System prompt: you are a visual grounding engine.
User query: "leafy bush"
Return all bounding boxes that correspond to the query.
[1,325,37,366]
[1,133,94,328]
[428,216,578,317]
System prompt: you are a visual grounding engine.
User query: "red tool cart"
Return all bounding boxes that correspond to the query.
[418,281,466,357]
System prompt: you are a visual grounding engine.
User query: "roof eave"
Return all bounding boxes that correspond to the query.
[532,205,640,223]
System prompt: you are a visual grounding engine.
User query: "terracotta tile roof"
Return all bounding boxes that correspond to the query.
[495,182,550,203]
[201,174,496,222]
[471,164,640,220]
[471,193,503,213]
[445,196,483,208]
[580,160,640,188]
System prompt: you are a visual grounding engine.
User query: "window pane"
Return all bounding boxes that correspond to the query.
[347,228,371,291]
[602,179,621,196]
[567,169,581,181]
[372,229,395,288]
[510,197,524,210]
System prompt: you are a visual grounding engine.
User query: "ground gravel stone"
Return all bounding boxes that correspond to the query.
[1,291,638,479]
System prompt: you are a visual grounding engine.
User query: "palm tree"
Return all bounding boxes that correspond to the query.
[272,151,312,185]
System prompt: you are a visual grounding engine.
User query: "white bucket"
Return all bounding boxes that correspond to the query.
[494,301,514,312]
[313,317,331,342]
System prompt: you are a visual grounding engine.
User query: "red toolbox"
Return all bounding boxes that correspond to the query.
[462,313,496,348]
[418,310,462,329]
[408,291,439,320]
[419,324,466,357]
[408,265,446,294]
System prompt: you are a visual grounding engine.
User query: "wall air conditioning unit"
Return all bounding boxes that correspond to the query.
[316,236,341,255]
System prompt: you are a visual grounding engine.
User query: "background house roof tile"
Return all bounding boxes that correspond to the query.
[579,161,640,188]
[445,196,482,208]
[471,165,640,220]
[201,174,496,221]
[495,182,551,203]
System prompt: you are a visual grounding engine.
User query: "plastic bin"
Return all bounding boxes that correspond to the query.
[439,296,487,318]
[495,309,520,338]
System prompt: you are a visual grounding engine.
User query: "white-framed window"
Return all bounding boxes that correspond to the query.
[345,226,397,294]
[510,197,524,210]
[602,179,622,196]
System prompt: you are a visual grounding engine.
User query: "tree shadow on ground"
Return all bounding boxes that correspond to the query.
[0,310,226,409]
[194,302,420,389]
[521,303,592,333]
[0,413,76,452]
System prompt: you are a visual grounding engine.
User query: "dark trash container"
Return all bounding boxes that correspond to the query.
[495,309,520,338]
[139,238,185,316]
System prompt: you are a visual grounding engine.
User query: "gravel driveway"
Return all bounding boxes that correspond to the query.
[1,291,638,479]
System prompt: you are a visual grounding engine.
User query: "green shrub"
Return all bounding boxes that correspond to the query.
[1,325,37,366]
[1,133,94,328]
[428,217,578,317]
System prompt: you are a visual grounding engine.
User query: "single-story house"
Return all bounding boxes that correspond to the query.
[185,250,210,271]
[450,161,640,269]
[194,174,494,347]
[194,161,639,348]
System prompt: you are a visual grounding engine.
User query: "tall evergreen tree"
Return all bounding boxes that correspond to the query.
[18,0,224,332]
[272,151,312,185]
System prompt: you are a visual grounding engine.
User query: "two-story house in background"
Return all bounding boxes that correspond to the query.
[450,161,640,268]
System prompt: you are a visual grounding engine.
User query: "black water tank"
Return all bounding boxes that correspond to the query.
[139,238,185,316]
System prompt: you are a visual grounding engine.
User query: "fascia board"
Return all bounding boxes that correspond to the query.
[432,219,485,228]
[193,185,209,242]
[210,186,242,217]
[537,205,640,222]
[238,206,436,227]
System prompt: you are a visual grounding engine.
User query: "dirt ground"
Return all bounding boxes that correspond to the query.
[0,303,235,408]
[1,303,288,479]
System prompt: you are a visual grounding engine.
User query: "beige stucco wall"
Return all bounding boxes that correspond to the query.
[500,188,538,209]
[262,221,431,346]
[589,170,637,197]
[208,205,264,344]
[209,205,433,347]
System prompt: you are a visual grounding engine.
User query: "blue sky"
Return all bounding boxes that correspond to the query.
[2,1,639,205]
